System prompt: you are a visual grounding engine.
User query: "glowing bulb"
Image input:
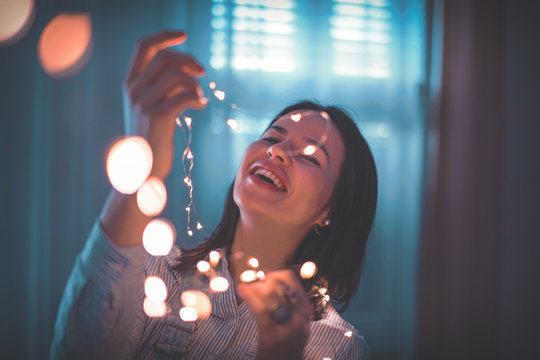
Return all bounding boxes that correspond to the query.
[137,177,167,217]
[319,287,327,295]
[247,258,259,268]
[186,150,193,159]
[142,219,175,256]
[197,260,210,273]
[256,270,266,280]
[179,307,198,322]
[209,250,220,266]
[176,117,182,126]
[290,113,302,122]
[214,90,225,101]
[209,81,216,89]
[143,297,166,317]
[344,330,353,337]
[181,290,212,319]
[210,277,229,292]
[184,116,192,127]
[240,270,258,283]
[187,230,193,236]
[38,13,93,78]
[106,136,153,194]
[303,145,317,156]
[226,119,238,131]
[197,222,203,230]
[144,276,167,301]
[184,177,192,186]
[300,261,317,279]
[324,294,330,302]
[0,0,34,45]
[185,207,191,212]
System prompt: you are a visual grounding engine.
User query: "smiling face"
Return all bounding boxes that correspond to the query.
[233,110,345,231]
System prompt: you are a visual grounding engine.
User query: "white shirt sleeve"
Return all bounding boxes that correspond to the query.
[50,220,149,359]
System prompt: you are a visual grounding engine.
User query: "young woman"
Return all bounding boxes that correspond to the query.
[51,30,377,360]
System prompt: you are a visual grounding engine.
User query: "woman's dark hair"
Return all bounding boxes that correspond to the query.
[175,100,378,315]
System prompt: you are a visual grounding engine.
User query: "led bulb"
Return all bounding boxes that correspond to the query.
[300,261,317,279]
[210,277,229,292]
[144,276,167,301]
[106,136,153,194]
[142,219,175,256]
[137,177,167,217]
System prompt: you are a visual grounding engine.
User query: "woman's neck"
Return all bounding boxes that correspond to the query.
[229,214,306,283]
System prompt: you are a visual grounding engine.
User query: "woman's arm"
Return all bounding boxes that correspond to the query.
[50,30,207,358]
[101,30,206,248]
[50,221,149,359]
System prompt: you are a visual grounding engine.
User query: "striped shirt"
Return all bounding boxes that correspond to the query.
[50,221,368,359]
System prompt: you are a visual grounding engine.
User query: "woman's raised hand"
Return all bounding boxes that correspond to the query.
[237,270,313,360]
[100,30,206,247]
[123,30,207,180]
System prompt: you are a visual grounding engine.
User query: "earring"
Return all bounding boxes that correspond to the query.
[314,219,331,236]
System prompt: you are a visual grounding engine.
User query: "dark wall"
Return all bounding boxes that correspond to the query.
[499,0,540,358]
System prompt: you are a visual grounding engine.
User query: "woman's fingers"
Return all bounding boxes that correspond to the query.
[151,91,207,121]
[129,49,205,104]
[138,66,203,113]
[238,270,313,327]
[125,30,187,84]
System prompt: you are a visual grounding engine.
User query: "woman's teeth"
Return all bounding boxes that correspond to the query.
[254,168,285,191]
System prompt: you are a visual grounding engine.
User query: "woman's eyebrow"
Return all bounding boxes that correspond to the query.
[269,125,288,134]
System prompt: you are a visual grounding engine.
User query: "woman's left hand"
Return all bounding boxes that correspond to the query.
[237,270,313,360]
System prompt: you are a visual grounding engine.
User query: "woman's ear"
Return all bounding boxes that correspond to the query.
[315,208,331,227]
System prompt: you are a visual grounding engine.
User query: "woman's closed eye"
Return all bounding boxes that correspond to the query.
[300,154,320,166]
[262,136,321,167]
[262,136,280,144]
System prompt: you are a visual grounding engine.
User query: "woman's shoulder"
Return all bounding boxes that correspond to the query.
[307,305,369,359]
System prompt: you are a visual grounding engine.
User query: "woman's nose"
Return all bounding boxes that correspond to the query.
[266,143,291,166]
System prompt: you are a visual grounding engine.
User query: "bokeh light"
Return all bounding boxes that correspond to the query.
[303,145,317,155]
[38,13,93,78]
[226,118,238,131]
[300,261,317,279]
[240,270,257,283]
[210,277,229,292]
[290,113,302,122]
[248,257,259,268]
[214,90,225,101]
[142,219,175,256]
[137,177,167,217]
[197,260,210,273]
[209,250,220,266]
[344,330,353,337]
[144,276,167,301]
[106,136,153,195]
[0,0,35,45]
[143,297,166,317]
[181,290,212,319]
[256,270,266,280]
[179,306,198,322]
